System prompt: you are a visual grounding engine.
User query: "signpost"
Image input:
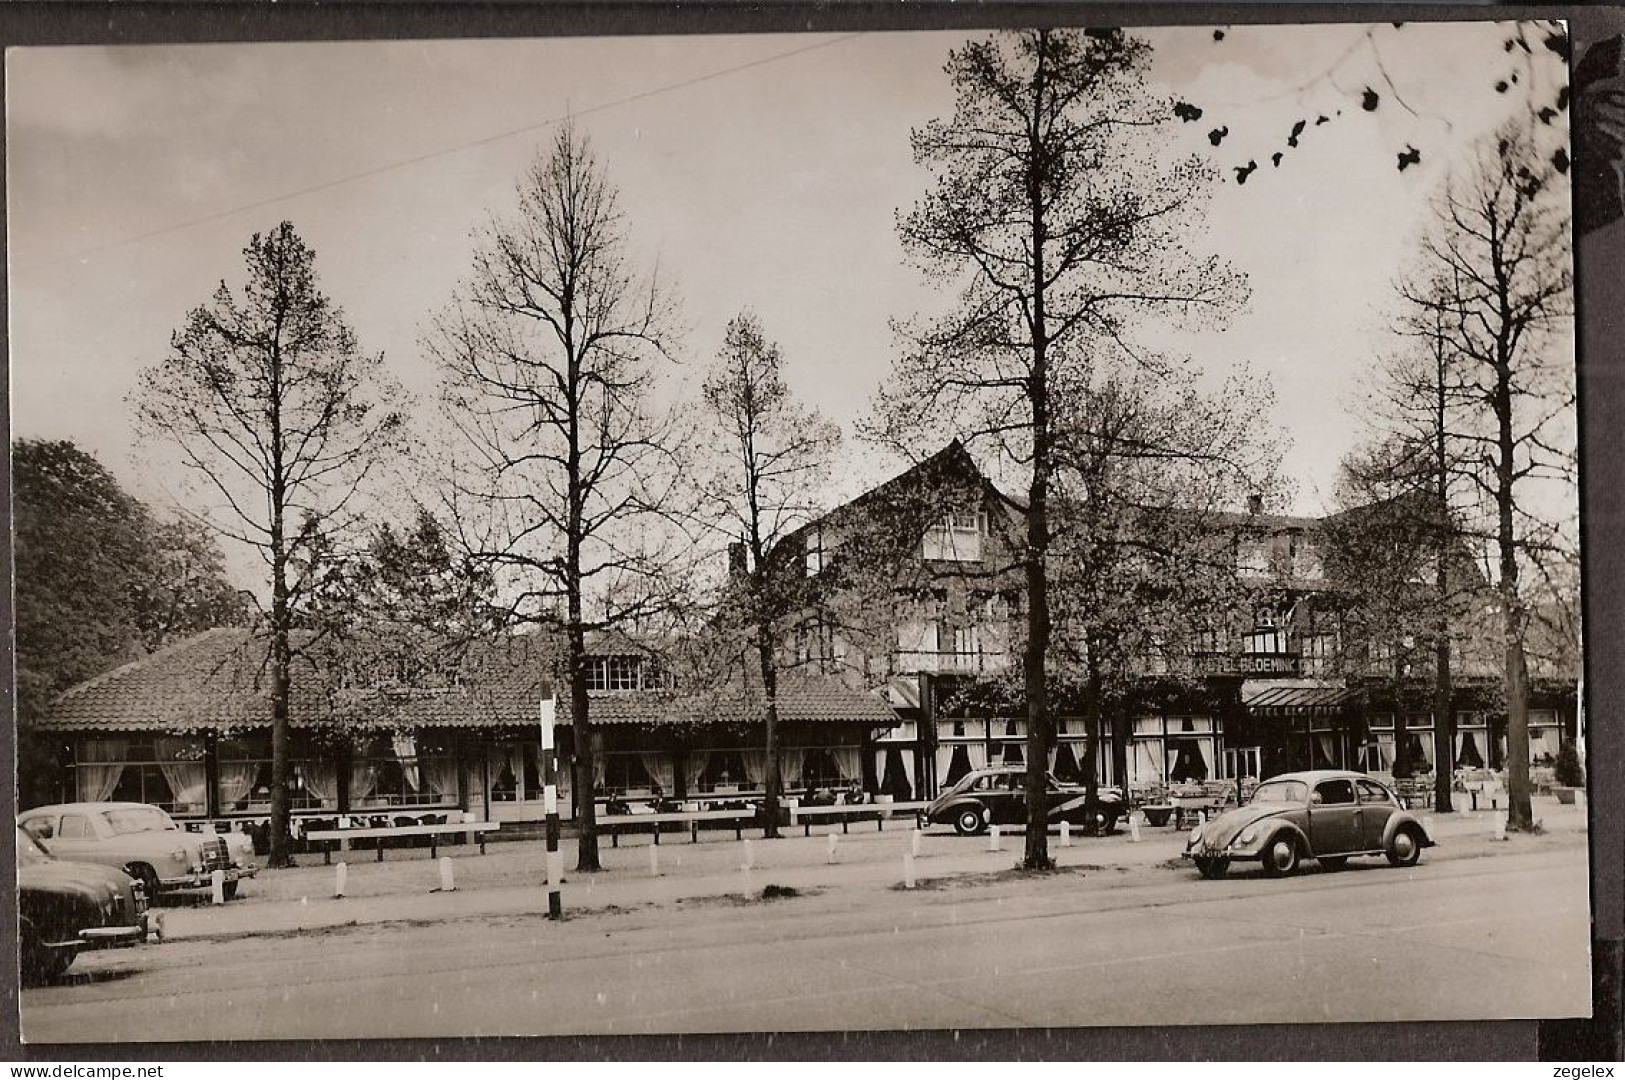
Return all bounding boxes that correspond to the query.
[540,694,563,920]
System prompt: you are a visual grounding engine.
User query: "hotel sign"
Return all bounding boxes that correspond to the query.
[1196,652,1302,677]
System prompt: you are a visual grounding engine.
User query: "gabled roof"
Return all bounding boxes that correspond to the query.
[37,628,895,733]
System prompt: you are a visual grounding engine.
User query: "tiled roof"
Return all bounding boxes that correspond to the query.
[38,628,895,733]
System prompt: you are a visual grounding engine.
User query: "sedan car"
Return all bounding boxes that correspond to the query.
[920,765,1126,836]
[18,827,157,984]
[19,802,256,899]
[1183,770,1434,879]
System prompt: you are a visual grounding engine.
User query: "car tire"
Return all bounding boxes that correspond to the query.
[1262,834,1301,877]
[1194,856,1229,880]
[1086,809,1113,836]
[1318,856,1348,871]
[1386,825,1423,867]
[128,863,161,901]
[953,807,987,837]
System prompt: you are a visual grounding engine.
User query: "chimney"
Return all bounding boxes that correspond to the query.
[1247,494,1263,516]
[728,542,748,581]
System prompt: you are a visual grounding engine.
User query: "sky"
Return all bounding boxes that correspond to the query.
[6,21,1574,587]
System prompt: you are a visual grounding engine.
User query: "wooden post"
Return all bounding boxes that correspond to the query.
[541,695,562,920]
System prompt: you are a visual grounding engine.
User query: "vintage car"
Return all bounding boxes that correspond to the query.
[18,827,158,984]
[19,802,256,899]
[1182,770,1435,879]
[920,765,1126,836]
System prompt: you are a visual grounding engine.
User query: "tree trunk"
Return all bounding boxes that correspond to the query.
[758,631,782,839]
[569,619,601,871]
[1083,641,1102,806]
[1433,636,1455,813]
[1021,28,1055,872]
[1494,330,1534,829]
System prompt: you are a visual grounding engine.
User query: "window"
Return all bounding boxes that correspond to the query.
[922,511,984,562]
[1315,779,1356,805]
[1301,633,1335,676]
[1356,779,1393,805]
[75,737,209,815]
[58,814,92,840]
[586,656,661,692]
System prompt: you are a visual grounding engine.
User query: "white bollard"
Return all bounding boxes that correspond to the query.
[1129,811,1143,843]
[903,851,917,889]
[649,842,662,877]
[438,856,455,893]
[1198,810,1208,826]
[988,824,1002,853]
[210,868,226,906]
[910,829,922,858]
[1493,811,1508,841]
[742,838,755,870]
[334,862,347,899]
[1060,820,1072,848]
[827,833,838,864]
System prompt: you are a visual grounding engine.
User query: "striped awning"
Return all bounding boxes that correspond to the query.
[1243,684,1361,717]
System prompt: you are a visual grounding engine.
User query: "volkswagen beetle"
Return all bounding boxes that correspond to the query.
[919,765,1125,836]
[1182,770,1434,879]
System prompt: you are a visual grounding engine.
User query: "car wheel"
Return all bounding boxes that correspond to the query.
[1194,856,1229,880]
[222,880,240,901]
[1262,835,1300,876]
[1086,809,1113,836]
[1318,855,1348,871]
[953,807,987,837]
[128,863,161,900]
[1386,825,1423,867]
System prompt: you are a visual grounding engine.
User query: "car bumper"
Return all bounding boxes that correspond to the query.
[78,923,147,949]
[158,866,255,890]
[1183,844,1263,863]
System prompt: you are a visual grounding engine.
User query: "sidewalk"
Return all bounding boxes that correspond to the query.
[155,794,1591,943]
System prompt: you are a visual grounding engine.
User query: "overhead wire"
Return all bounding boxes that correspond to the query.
[23,31,866,274]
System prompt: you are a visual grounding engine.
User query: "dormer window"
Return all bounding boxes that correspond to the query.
[586,655,663,692]
[923,510,984,562]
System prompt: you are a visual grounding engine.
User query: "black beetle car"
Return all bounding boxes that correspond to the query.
[919,765,1126,836]
[17,826,156,984]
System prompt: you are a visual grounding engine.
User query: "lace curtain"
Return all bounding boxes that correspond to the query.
[637,752,675,794]
[217,762,257,809]
[422,757,460,801]
[76,739,129,803]
[683,751,711,793]
[300,761,339,806]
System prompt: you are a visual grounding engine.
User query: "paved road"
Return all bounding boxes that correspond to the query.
[22,846,1590,1040]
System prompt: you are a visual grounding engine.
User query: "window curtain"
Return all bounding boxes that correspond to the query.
[1131,740,1163,784]
[350,759,380,805]
[878,748,914,799]
[936,742,985,789]
[1314,735,1338,769]
[217,761,257,809]
[1376,734,1396,770]
[683,751,711,793]
[153,738,206,811]
[76,739,129,803]
[1195,737,1216,780]
[1456,731,1485,769]
[392,734,421,790]
[832,746,860,784]
[778,748,806,788]
[742,749,769,788]
[637,752,676,795]
[301,760,339,806]
[1407,732,1433,769]
[422,757,459,802]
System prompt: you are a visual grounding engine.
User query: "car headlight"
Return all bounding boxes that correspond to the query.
[1188,825,1203,845]
[1236,826,1258,846]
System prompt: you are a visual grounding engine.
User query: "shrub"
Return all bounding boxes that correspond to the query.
[1554,740,1586,788]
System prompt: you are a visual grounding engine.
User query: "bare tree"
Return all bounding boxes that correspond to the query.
[132,222,406,867]
[430,123,685,873]
[697,313,842,837]
[1393,123,1574,830]
[871,28,1249,869]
